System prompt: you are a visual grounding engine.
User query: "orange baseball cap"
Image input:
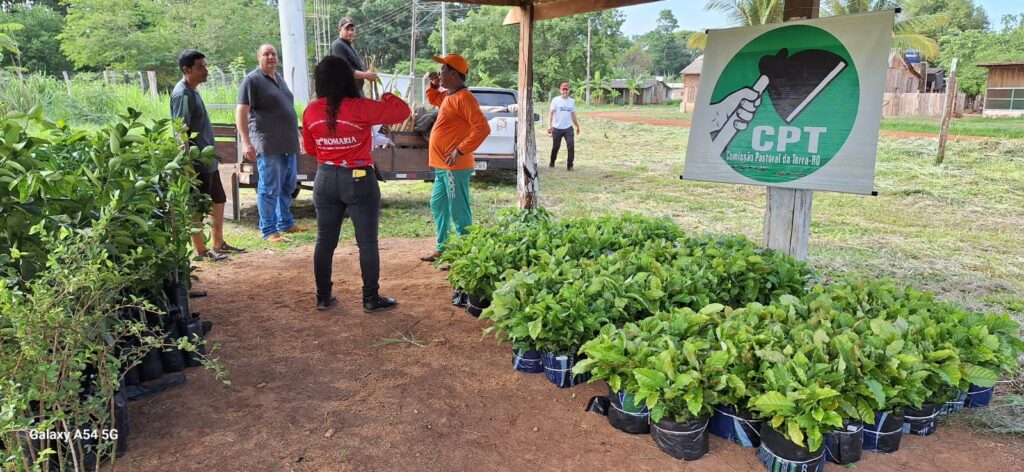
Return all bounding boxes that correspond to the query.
[432,54,469,76]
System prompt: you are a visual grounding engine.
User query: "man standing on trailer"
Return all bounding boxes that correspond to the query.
[331,17,378,96]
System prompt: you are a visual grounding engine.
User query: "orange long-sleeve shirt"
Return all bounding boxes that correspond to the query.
[426,86,490,170]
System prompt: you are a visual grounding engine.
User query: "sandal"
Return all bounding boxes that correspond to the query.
[215,242,246,253]
[419,251,442,262]
[196,249,228,262]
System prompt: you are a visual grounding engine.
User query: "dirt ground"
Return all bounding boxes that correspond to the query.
[118,238,1024,471]
[582,110,990,141]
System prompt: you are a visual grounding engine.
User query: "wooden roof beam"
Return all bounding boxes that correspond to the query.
[503,0,662,25]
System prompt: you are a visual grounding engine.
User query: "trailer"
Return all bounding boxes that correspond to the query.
[212,86,527,220]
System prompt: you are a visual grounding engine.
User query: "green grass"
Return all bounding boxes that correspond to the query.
[573,103,1024,139]
[215,113,1024,322]
[879,115,1024,139]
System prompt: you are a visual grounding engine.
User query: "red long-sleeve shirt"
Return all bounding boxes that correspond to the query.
[302,94,410,167]
[426,86,490,170]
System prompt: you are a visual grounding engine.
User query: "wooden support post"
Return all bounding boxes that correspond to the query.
[147,71,158,99]
[763,0,820,261]
[936,58,958,165]
[516,3,539,210]
[764,188,813,260]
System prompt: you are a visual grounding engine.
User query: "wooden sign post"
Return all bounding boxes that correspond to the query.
[763,1,819,261]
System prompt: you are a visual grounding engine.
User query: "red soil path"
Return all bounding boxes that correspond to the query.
[117,238,1024,471]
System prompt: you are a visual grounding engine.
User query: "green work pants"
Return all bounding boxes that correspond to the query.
[430,168,473,251]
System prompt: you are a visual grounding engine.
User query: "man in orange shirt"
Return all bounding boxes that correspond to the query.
[419,54,490,262]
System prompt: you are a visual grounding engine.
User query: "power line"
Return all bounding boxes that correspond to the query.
[353,1,414,33]
[360,9,417,36]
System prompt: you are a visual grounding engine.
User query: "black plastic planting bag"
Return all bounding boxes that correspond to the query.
[114,379,130,457]
[181,315,207,368]
[824,420,863,465]
[608,388,650,434]
[903,404,940,436]
[512,348,544,373]
[939,389,967,416]
[542,352,589,388]
[651,416,710,461]
[160,321,187,373]
[585,388,650,434]
[165,279,191,319]
[966,384,994,408]
[466,294,490,318]
[125,372,188,401]
[709,404,763,448]
[863,411,904,453]
[757,424,826,472]
[139,347,164,382]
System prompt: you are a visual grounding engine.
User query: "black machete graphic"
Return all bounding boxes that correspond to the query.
[712,48,848,154]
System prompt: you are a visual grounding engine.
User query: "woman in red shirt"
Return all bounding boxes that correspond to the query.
[303,56,410,312]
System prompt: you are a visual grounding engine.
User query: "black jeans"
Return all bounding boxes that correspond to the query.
[550,127,575,167]
[313,165,381,301]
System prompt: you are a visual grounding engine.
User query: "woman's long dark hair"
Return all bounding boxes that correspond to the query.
[314,56,362,134]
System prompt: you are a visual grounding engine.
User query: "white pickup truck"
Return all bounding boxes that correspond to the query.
[368,86,524,180]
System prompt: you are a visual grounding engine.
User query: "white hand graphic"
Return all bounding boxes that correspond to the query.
[710,75,769,156]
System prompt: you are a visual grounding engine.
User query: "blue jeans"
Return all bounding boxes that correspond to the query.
[256,153,297,238]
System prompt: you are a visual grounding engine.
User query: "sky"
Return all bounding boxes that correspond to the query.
[618,0,1024,36]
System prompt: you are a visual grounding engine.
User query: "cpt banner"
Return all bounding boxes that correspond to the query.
[684,11,895,195]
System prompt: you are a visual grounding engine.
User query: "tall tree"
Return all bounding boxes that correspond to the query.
[0,4,73,74]
[435,6,625,95]
[938,26,1024,95]
[59,0,278,84]
[634,9,694,77]
[902,0,988,36]
[620,42,653,78]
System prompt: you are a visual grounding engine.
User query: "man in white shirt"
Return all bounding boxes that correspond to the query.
[547,82,581,170]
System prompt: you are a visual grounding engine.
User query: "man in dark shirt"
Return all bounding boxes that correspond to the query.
[170,49,244,261]
[330,17,377,95]
[235,44,304,243]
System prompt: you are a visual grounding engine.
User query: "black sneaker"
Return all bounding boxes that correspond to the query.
[363,295,397,313]
[452,290,469,307]
[316,294,337,311]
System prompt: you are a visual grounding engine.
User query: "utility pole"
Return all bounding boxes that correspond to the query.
[410,0,417,76]
[586,17,592,105]
[441,2,447,56]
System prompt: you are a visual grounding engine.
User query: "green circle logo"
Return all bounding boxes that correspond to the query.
[709,25,858,183]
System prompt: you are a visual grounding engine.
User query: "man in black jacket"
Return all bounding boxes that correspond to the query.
[331,17,378,95]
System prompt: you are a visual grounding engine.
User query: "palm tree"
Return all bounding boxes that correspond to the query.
[591,71,612,105]
[625,77,645,105]
[823,0,949,59]
[687,0,783,49]
[687,0,948,60]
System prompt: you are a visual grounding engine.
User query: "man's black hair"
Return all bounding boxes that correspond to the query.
[178,49,206,74]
